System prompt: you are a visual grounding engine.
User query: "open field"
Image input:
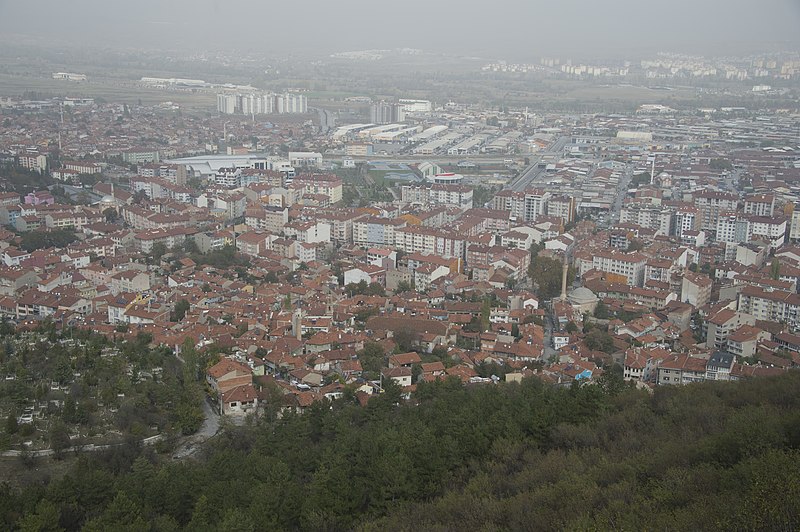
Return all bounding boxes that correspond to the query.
[0,73,216,109]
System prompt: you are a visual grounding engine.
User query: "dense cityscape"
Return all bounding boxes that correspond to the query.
[0,1,799,528]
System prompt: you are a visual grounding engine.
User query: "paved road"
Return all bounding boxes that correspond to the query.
[1,434,163,458]
[610,166,634,224]
[171,398,220,460]
[505,136,571,192]
[542,311,557,361]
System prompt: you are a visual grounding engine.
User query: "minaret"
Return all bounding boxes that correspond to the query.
[560,256,569,301]
[292,308,302,341]
[650,156,656,184]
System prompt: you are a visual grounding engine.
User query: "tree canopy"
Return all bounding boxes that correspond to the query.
[19,229,78,252]
[0,372,798,530]
[528,255,571,300]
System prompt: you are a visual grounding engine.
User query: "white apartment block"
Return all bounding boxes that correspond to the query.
[716,214,787,248]
[716,214,749,244]
[590,250,647,287]
[353,218,405,248]
[693,190,738,232]
[18,152,48,173]
[546,196,575,224]
[743,194,775,217]
[619,204,672,235]
[672,207,699,238]
[748,216,787,248]
[491,189,551,223]
[217,91,305,115]
[217,93,237,114]
[524,190,551,222]
[292,174,343,204]
[791,207,800,241]
[737,286,800,332]
[215,167,242,188]
[400,184,473,209]
[491,190,526,221]
[394,226,465,260]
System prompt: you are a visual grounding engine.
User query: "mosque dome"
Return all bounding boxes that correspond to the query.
[568,287,598,306]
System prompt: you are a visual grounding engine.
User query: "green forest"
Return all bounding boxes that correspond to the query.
[2,372,800,531]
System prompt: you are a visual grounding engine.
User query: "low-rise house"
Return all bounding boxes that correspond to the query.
[110,270,151,295]
[207,358,254,394]
[220,384,260,416]
[726,325,770,358]
[382,366,412,387]
[0,268,40,296]
[705,352,736,381]
[388,352,422,368]
[657,355,708,385]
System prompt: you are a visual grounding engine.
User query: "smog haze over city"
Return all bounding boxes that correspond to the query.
[1,0,799,56]
[1,0,800,531]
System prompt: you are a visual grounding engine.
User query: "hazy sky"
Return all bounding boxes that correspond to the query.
[0,0,798,58]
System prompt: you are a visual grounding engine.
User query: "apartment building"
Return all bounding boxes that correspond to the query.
[546,195,575,224]
[706,308,756,350]
[400,184,474,209]
[672,205,699,238]
[725,325,770,358]
[288,153,323,169]
[693,190,738,233]
[137,163,187,186]
[523,189,551,222]
[18,152,48,173]
[590,250,647,287]
[681,271,712,307]
[353,217,406,248]
[656,355,708,385]
[292,174,343,204]
[619,204,672,235]
[790,205,800,241]
[491,190,526,221]
[63,161,101,175]
[737,285,800,332]
[743,194,775,217]
[131,177,192,203]
[244,206,288,233]
[491,188,551,222]
[215,167,242,188]
[394,226,466,261]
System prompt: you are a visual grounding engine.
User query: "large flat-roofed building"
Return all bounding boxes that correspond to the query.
[52,72,87,81]
[167,155,295,180]
[288,152,323,169]
[398,99,432,114]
